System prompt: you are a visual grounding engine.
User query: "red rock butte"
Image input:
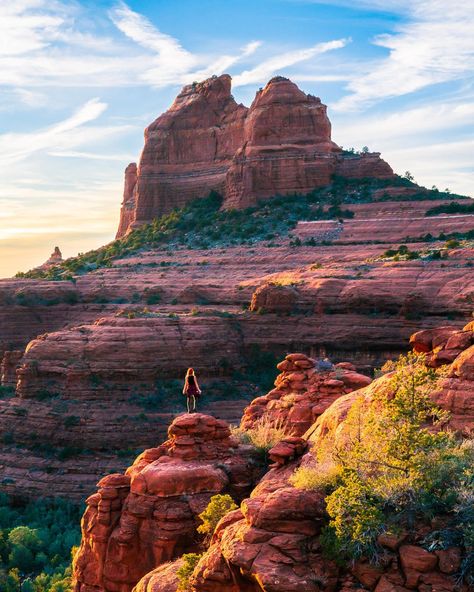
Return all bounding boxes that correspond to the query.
[116,74,394,237]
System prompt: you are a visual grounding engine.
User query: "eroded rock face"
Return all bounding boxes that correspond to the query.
[77,324,474,592]
[241,353,371,436]
[188,459,467,592]
[118,75,248,234]
[116,75,393,236]
[15,315,245,400]
[307,321,474,449]
[132,560,182,592]
[36,247,63,270]
[191,470,334,592]
[249,282,299,313]
[73,413,260,592]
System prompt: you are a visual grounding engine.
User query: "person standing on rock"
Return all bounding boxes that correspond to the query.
[183,368,201,413]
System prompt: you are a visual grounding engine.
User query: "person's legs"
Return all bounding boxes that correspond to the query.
[187,395,196,413]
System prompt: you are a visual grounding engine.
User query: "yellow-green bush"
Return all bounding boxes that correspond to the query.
[290,462,341,493]
[293,352,474,574]
[176,553,202,591]
[197,494,238,537]
[233,416,291,459]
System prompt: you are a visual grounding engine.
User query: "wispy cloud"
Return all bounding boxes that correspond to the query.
[336,101,474,143]
[0,1,349,90]
[109,0,198,85]
[332,0,474,110]
[47,150,136,161]
[233,39,350,86]
[0,99,108,164]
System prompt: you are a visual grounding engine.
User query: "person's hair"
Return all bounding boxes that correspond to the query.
[186,368,195,376]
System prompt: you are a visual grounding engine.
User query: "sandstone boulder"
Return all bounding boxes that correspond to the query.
[249,282,299,313]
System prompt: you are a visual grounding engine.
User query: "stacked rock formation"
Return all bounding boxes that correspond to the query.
[73,413,259,592]
[116,75,394,236]
[37,246,63,270]
[241,353,372,435]
[307,320,474,450]
[74,323,474,592]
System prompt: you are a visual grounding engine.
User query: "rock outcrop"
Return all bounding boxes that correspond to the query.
[241,353,371,435]
[189,462,468,592]
[186,328,474,592]
[75,323,474,592]
[37,246,63,270]
[307,320,474,450]
[73,413,260,592]
[116,75,394,236]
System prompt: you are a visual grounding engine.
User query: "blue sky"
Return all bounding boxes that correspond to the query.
[0,0,473,277]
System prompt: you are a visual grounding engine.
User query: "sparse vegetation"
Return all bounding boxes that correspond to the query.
[176,553,202,591]
[233,416,291,460]
[197,494,238,539]
[426,201,474,216]
[16,177,466,280]
[292,352,474,583]
[381,244,420,260]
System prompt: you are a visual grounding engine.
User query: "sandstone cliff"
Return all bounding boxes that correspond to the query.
[116,75,394,236]
[73,324,474,592]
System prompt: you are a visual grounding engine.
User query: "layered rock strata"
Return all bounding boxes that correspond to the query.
[241,353,371,435]
[116,75,394,236]
[73,413,260,592]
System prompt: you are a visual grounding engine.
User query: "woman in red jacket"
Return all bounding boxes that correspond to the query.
[183,368,201,413]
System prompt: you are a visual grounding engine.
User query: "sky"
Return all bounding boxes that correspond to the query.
[0,0,473,278]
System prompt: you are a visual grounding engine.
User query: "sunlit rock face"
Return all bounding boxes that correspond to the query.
[116,74,394,236]
[72,413,260,592]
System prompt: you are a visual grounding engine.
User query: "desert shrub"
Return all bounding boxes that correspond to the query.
[325,472,385,559]
[290,462,341,493]
[445,239,460,249]
[382,245,419,261]
[426,201,474,216]
[294,352,473,570]
[176,553,202,591]
[235,416,291,459]
[197,494,237,538]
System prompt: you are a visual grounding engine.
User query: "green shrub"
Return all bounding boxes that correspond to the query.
[294,352,474,568]
[63,416,80,428]
[176,553,202,591]
[426,201,474,216]
[445,239,460,249]
[197,494,238,538]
